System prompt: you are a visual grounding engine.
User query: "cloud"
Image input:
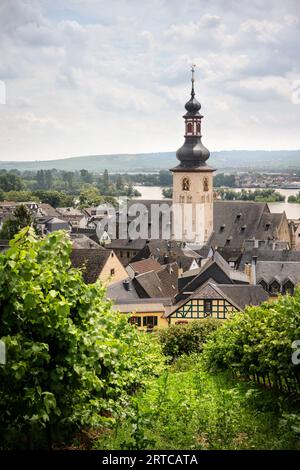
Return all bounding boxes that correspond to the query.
[0,0,299,161]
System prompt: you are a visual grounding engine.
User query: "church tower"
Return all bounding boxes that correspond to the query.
[171,66,215,245]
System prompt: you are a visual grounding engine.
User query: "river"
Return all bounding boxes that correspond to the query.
[133,185,300,220]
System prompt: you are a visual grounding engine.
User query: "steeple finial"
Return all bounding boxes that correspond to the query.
[191,64,196,98]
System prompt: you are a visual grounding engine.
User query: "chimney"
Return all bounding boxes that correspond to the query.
[251,255,258,285]
[244,263,251,281]
[123,279,131,291]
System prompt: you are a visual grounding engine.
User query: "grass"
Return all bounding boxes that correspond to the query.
[93,354,300,450]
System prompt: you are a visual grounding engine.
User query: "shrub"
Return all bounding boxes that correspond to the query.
[159,320,220,360]
[0,228,164,449]
[202,291,300,394]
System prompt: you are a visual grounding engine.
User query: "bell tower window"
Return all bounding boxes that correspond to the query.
[182,177,190,191]
[186,122,193,134]
[196,122,201,135]
[203,177,209,192]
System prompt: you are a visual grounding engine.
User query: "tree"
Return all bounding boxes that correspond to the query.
[102,169,109,194]
[33,190,73,208]
[80,169,92,184]
[0,204,33,240]
[158,170,172,187]
[0,228,163,449]
[79,185,103,207]
[0,172,23,192]
[44,170,53,190]
[116,174,124,191]
[36,170,46,189]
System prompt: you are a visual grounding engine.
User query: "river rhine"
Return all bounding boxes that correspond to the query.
[133,186,300,220]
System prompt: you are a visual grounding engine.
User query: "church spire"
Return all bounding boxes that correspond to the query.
[173,66,211,169]
[191,64,195,98]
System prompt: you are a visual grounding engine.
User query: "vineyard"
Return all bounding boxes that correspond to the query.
[202,293,300,395]
[0,229,300,449]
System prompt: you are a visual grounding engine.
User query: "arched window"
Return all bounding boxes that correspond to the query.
[187,122,193,134]
[203,177,209,192]
[182,177,190,191]
[196,122,201,134]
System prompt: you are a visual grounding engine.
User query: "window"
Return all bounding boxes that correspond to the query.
[187,122,193,133]
[182,177,190,191]
[203,177,209,192]
[110,268,115,276]
[142,316,158,329]
[203,299,212,316]
[270,281,280,294]
[196,122,201,134]
[130,316,141,327]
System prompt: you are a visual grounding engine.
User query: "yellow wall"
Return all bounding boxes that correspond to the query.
[129,312,169,331]
[99,251,128,286]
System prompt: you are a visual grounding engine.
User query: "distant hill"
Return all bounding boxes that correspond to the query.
[0,150,300,172]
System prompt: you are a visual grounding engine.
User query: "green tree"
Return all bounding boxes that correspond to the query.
[80,169,93,184]
[0,228,163,449]
[103,169,109,194]
[116,174,124,191]
[0,172,23,192]
[79,186,103,207]
[0,205,33,240]
[44,170,53,190]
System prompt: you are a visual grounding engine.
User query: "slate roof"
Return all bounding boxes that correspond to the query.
[133,262,178,299]
[238,248,300,271]
[127,258,162,275]
[38,203,61,218]
[130,239,201,271]
[256,261,300,286]
[176,252,249,301]
[108,238,147,251]
[106,277,140,301]
[71,234,105,250]
[210,201,286,249]
[70,249,111,283]
[215,284,269,310]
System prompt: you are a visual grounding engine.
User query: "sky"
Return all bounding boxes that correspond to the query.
[0,0,300,161]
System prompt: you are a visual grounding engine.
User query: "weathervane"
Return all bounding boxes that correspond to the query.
[191,64,196,97]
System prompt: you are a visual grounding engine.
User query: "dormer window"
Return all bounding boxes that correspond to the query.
[236,213,242,220]
[241,225,247,231]
[265,222,271,231]
[220,224,226,232]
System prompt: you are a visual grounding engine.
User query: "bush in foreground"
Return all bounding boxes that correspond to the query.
[202,291,300,394]
[0,228,163,449]
[159,319,220,360]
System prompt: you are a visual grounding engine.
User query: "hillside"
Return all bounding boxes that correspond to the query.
[0,150,300,172]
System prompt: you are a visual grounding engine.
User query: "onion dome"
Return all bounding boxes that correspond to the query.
[172,65,212,170]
